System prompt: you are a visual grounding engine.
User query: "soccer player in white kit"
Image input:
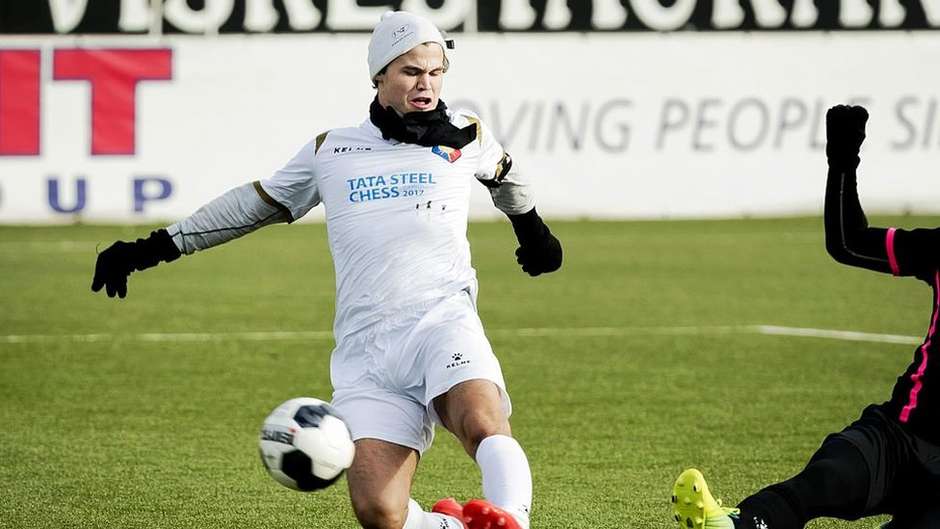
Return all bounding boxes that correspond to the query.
[91,11,562,529]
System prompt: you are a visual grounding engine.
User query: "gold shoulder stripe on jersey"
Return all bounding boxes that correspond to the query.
[465,116,482,145]
[252,181,294,223]
[315,131,330,154]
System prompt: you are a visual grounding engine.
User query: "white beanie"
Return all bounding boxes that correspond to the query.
[367,11,453,80]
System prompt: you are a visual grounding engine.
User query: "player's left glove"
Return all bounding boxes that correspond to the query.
[826,104,868,170]
[508,208,562,277]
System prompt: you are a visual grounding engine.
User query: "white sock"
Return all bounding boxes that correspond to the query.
[402,498,464,529]
[475,434,532,529]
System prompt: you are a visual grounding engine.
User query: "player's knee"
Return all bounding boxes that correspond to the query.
[351,497,407,529]
[786,453,869,519]
[806,440,870,492]
[460,410,510,454]
[807,458,868,496]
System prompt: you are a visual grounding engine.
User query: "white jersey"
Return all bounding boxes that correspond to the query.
[259,109,508,342]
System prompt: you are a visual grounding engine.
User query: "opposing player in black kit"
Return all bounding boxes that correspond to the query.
[670,105,940,529]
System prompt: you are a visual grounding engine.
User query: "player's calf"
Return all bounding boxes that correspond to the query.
[353,499,408,529]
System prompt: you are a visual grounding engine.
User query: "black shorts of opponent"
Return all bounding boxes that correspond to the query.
[823,404,940,528]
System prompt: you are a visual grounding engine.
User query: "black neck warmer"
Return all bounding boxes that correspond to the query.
[369,98,477,149]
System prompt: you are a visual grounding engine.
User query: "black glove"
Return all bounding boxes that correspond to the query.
[91,229,181,298]
[826,105,868,170]
[508,208,562,277]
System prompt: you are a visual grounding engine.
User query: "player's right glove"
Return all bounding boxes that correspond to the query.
[508,208,562,277]
[91,229,181,298]
[826,104,868,170]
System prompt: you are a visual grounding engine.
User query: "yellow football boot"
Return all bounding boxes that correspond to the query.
[672,468,739,529]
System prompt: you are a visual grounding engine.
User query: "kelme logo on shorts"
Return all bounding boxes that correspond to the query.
[445,352,470,369]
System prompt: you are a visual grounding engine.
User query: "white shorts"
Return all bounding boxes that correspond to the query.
[329,289,511,454]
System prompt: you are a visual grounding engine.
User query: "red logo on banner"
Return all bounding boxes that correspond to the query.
[54,49,172,155]
[0,50,41,155]
[0,47,172,157]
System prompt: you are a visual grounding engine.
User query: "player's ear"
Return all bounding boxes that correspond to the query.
[372,65,389,89]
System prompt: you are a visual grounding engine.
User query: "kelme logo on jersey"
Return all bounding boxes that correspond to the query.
[333,145,373,155]
[432,145,462,163]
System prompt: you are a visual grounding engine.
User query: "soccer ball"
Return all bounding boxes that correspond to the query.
[259,397,355,491]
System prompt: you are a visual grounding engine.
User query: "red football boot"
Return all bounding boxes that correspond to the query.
[462,499,523,529]
[432,498,468,529]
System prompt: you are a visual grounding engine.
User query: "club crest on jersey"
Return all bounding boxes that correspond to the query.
[432,145,462,163]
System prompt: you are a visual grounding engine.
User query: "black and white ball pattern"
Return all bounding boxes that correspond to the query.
[259,397,355,491]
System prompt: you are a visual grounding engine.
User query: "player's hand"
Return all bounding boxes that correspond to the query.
[91,229,181,298]
[92,240,137,298]
[508,208,563,277]
[515,231,562,277]
[826,105,868,170]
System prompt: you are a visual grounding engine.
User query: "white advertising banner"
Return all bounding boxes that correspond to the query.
[0,32,938,223]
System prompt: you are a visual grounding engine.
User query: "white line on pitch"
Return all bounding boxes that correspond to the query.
[495,325,923,344]
[0,241,98,252]
[753,325,921,345]
[136,330,336,341]
[0,232,819,255]
[0,330,335,344]
[0,325,922,345]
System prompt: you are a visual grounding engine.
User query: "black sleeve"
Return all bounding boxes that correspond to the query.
[824,166,940,278]
[892,228,940,280]
[823,166,890,274]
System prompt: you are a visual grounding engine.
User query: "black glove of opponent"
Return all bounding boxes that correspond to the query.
[91,229,181,298]
[826,105,868,170]
[508,208,562,277]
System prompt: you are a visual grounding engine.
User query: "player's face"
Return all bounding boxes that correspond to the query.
[376,43,445,114]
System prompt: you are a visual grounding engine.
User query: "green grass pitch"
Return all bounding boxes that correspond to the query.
[1,217,934,528]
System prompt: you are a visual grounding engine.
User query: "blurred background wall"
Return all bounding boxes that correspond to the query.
[1,0,938,223]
